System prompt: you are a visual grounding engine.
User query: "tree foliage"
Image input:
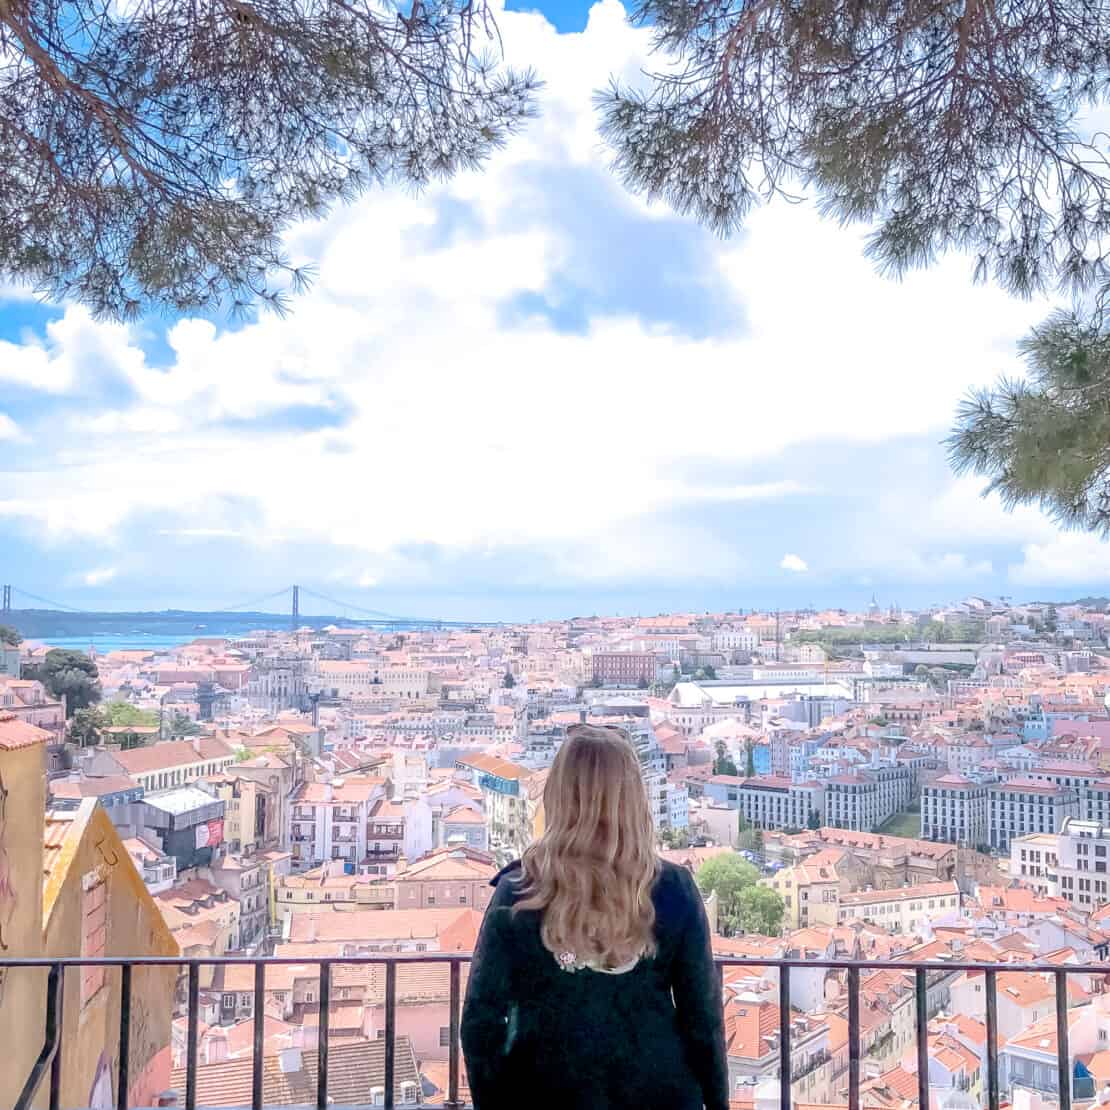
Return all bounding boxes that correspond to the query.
[736,884,784,936]
[168,711,202,737]
[949,313,1110,535]
[102,701,159,728]
[67,706,107,747]
[597,0,1110,521]
[0,625,22,647]
[26,648,102,716]
[713,739,739,777]
[0,0,538,319]
[694,853,782,935]
[599,0,1110,298]
[502,669,516,689]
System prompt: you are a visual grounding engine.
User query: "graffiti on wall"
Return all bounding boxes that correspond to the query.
[0,770,15,953]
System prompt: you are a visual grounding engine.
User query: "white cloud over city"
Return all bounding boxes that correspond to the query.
[0,0,1102,618]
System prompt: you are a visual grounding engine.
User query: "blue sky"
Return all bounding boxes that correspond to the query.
[1,0,1108,623]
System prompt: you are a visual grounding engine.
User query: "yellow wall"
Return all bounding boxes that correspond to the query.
[0,742,48,1110]
[41,803,180,1110]
[0,735,181,1110]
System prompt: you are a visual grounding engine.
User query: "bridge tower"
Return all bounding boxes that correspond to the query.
[291,584,300,632]
[1,585,10,615]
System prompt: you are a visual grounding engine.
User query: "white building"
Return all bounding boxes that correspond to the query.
[989,778,1079,852]
[288,777,386,868]
[921,774,991,847]
[838,880,961,933]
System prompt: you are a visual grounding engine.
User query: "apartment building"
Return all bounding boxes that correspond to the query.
[733,775,824,831]
[1009,833,1060,897]
[988,778,1079,852]
[288,776,387,868]
[838,880,961,933]
[86,736,237,792]
[438,803,488,850]
[591,652,658,686]
[310,661,431,701]
[1016,817,1110,909]
[201,771,280,853]
[822,774,883,832]
[366,796,436,875]
[454,752,527,850]
[0,677,65,738]
[921,774,990,847]
[392,845,498,911]
[765,848,844,930]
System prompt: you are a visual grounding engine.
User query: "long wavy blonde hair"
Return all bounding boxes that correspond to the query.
[513,723,660,968]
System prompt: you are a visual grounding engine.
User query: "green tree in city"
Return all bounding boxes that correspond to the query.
[26,649,102,717]
[1045,606,1059,634]
[807,809,821,831]
[694,854,761,936]
[502,670,516,689]
[703,664,717,680]
[67,707,107,748]
[0,0,538,320]
[736,885,785,936]
[713,740,739,778]
[168,712,203,738]
[0,625,22,647]
[637,675,650,689]
[745,741,756,779]
[102,702,160,728]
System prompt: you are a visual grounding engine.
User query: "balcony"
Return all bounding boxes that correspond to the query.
[3,954,1085,1110]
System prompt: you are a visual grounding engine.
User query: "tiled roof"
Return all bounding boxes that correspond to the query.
[0,712,51,750]
[114,737,234,774]
[287,907,478,945]
[169,1036,420,1106]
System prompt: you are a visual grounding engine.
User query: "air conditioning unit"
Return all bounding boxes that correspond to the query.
[400,1080,418,1103]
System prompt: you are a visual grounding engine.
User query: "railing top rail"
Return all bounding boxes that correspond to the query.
[0,954,1108,973]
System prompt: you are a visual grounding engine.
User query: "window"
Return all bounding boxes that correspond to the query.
[81,878,108,1005]
[440,1026,451,1047]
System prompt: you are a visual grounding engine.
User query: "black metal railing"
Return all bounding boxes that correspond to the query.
[3,954,1096,1110]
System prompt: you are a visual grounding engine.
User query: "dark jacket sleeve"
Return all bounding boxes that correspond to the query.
[461,874,518,1110]
[670,867,730,1110]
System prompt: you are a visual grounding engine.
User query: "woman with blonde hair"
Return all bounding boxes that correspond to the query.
[461,723,728,1110]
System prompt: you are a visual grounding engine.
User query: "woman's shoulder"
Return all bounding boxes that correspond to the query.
[652,859,701,920]
[489,859,523,887]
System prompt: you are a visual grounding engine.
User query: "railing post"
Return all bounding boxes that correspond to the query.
[985,968,999,1110]
[252,961,265,1110]
[779,965,791,1110]
[915,967,929,1110]
[317,961,330,1110]
[14,962,64,1110]
[118,963,132,1110]
[385,960,396,1110]
[50,964,66,1110]
[185,963,199,1110]
[848,965,860,1110]
[447,959,462,1110]
[1057,969,1071,1110]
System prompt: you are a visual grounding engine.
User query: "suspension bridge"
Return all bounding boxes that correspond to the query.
[0,583,500,632]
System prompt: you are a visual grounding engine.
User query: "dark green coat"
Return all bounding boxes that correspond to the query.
[461,858,729,1110]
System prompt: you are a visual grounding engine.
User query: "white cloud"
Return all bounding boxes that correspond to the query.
[81,567,118,587]
[1009,533,1110,587]
[0,413,21,440]
[0,0,1087,600]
